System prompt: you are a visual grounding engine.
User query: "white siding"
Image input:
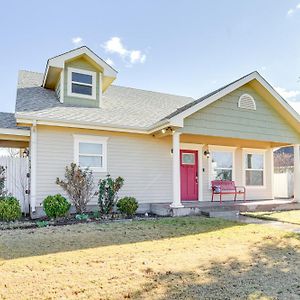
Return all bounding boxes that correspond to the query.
[34,125,275,209]
[35,126,173,207]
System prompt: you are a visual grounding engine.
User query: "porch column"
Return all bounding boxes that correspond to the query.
[170,132,183,208]
[268,148,274,199]
[294,144,300,202]
[30,122,37,213]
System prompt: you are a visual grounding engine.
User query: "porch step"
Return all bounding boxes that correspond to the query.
[150,203,202,217]
[200,208,240,219]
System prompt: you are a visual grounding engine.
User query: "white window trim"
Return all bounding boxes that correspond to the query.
[208,146,236,188]
[242,148,267,189]
[67,67,97,100]
[73,135,108,172]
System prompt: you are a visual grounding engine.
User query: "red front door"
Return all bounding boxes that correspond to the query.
[180,150,198,201]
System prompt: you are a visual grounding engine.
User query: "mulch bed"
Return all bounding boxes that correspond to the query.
[0,213,158,231]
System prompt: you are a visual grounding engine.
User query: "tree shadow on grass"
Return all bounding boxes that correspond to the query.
[131,238,300,300]
[0,217,244,260]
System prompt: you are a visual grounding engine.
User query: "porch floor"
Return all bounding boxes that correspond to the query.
[150,199,300,217]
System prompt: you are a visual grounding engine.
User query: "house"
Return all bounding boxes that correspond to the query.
[1,46,300,217]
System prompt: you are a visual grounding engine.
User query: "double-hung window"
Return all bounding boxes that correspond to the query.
[211,149,234,181]
[74,135,108,172]
[68,68,96,99]
[244,152,265,187]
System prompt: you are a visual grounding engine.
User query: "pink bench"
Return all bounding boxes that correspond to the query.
[211,180,246,204]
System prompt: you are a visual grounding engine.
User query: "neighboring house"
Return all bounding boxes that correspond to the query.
[1,46,300,217]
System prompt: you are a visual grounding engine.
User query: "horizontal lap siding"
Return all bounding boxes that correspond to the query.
[182,86,300,144]
[36,126,172,207]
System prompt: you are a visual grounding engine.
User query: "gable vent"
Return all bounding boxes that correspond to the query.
[238,94,256,110]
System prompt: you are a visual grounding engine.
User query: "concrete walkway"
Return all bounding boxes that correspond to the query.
[222,214,300,233]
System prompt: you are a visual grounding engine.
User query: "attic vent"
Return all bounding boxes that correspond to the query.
[238,94,256,110]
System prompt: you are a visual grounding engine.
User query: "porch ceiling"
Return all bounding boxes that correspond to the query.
[0,131,30,149]
[180,134,291,149]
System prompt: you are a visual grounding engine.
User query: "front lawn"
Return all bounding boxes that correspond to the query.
[243,210,300,225]
[0,217,299,299]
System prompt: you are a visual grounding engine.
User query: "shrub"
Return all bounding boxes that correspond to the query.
[0,196,22,222]
[98,175,124,215]
[56,163,96,214]
[117,197,138,217]
[75,214,89,221]
[43,194,70,219]
[36,220,49,228]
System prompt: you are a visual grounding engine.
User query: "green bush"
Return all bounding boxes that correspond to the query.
[117,197,138,217]
[43,194,71,219]
[98,175,124,215]
[0,196,22,222]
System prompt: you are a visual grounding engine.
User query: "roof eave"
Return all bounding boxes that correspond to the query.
[15,115,171,135]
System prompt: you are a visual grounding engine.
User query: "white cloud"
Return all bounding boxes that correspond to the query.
[72,37,83,46]
[130,50,146,64]
[287,3,300,16]
[105,58,114,66]
[103,37,146,65]
[103,37,127,56]
[275,86,300,101]
[261,66,267,71]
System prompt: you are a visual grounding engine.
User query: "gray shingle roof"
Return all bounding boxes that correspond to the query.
[0,112,28,131]
[16,70,194,130]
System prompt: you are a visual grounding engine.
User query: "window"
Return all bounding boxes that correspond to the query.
[68,68,96,99]
[182,153,195,165]
[244,152,264,186]
[211,150,234,181]
[74,135,108,172]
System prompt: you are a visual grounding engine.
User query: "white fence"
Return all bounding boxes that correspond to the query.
[274,171,294,199]
[0,157,29,213]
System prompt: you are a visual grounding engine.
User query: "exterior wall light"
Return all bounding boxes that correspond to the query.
[23,148,29,157]
[204,150,210,159]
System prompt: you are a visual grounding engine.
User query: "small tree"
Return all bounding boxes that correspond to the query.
[98,175,124,215]
[0,166,7,198]
[56,163,96,214]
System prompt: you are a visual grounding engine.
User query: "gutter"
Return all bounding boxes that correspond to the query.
[15,115,173,135]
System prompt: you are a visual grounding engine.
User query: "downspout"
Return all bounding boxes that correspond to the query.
[30,120,37,214]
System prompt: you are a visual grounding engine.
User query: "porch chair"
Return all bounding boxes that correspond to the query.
[211,180,246,204]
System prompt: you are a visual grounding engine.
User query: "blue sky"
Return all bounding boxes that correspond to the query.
[1,0,300,113]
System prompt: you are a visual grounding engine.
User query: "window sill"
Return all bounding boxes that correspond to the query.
[67,92,96,100]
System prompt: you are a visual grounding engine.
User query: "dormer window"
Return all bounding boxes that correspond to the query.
[67,67,96,100]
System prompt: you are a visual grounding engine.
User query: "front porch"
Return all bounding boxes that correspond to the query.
[151,199,300,217]
[167,131,300,213]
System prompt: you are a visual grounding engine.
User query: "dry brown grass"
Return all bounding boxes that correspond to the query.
[243,210,300,225]
[0,217,299,300]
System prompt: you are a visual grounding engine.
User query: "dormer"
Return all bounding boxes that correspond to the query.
[42,46,117,108]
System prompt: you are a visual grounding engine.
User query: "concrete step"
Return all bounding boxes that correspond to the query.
[201,209,240,218]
